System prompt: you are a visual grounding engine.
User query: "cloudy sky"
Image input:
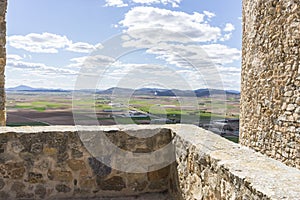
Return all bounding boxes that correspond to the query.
[6,0,242,91]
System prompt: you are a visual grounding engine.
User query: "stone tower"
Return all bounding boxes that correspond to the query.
[0,0,6,126]
[241,0,299,169]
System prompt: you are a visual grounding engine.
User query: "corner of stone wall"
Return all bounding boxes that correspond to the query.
[0,0,6,126]
[169,124,300,199]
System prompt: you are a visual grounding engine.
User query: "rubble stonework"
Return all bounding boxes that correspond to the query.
[241,0,300,168]
[0,0,6,126]
[0,126,172,199]
[169,125,300,200]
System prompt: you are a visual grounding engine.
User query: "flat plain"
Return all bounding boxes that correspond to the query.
[6,91,240,142]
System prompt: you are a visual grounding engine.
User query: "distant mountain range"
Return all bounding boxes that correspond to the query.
[6,85,240,97]
[6,85,69,92]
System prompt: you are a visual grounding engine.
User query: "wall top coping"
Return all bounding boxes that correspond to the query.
[0,124,299,198]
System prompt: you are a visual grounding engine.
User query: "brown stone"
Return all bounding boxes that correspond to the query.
[148,179,168,190]
[47,170,73,182]
[28,172,44,183]
[67,159,86,171]
[80,178,96,189]
[43,147,57,156]
[147,165,170,181]
[97,176,125,191]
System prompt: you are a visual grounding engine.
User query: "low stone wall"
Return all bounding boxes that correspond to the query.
[169,125,300,200]
[0,125,300,199]
[0,126,172,199]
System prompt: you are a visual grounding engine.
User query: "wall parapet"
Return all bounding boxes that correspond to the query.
[169,125,300,199]
[0,125,173,199]
[0,125,299,199]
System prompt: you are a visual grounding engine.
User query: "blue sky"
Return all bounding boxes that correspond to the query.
[6,0,242,90]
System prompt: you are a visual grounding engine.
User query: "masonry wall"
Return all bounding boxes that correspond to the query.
[0,0,6,126]
[169,125,300,200]
[241,0,300,169]
[0,126,172,199]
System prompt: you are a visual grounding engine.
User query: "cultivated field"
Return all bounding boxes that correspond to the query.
[6,91,240,142]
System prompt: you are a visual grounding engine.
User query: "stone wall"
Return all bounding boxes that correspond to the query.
[241,0,300,168]
[0,125,300,199]
[0,126,172,199]
[0,0,6,126]
[169,125,300,200]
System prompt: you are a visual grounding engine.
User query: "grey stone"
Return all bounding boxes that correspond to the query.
[34,185,47,198]
[88,157,111,177]
[55,184,71,193]
[0,178,4,190]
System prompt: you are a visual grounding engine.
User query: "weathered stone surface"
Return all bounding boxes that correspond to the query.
[148,179,168,190]
[28,172,44,183]
[88,157,111,177]
[11,181,25,192]
[67,159,86,171]
[97,176,126,191]
[0,162,25,179]
[0,178,4,190]
[80,178,96,189]
[0,125,299,199]
[0,191,9,199]
[47,170,73,182]
[34,185,47,198]
[241,0,300,169]
[43,147,57,155]
[55,184,71,193]
[147,165,170,181]
[170,125,300,200]
[71,148,83,158]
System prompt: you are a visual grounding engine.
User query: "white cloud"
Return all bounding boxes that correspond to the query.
[224,23,235,32]
[8,32,103,54]
[66,42,103,53]
[104,0,128,7]
[144,43,240,69]
[7,54,23,61]
[220,33,232,41]
[201,44,241,64]
[115,7,241,90]
[104,0,182,8]
[203,10,215,18]
[8,32,71,53]
[6,56,78,76]
[131,0,182,7]
[120,7,221,43]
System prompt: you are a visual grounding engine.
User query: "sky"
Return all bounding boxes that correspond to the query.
[6,0,242,91]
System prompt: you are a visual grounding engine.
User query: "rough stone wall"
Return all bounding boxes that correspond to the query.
[241,0,300,168]
[169,125,300,200]
[0,0,6,126]
[0,126,172,199]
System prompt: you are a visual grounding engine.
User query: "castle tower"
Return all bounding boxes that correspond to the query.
[240,0,299,169]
